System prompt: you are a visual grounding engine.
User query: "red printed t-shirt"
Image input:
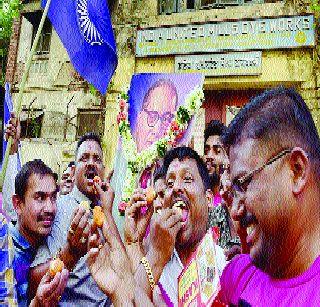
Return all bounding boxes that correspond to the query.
[219,254,320,306]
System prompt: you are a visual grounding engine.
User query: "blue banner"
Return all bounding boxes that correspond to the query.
[1,83,21,173]
[2,83,13,170]
[42,0,118,94]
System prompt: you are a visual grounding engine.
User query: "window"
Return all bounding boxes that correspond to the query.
[159,0,264,14]
[34,17,52,55]
[200,0,264,8]
[187,0,196,9]
[24,11,52,56]
[30,60,48,74]
[201,0,242,7]
[20,109,44,138]
[159,0,179,14]
[76,109,105,139]
[41,111,66,140]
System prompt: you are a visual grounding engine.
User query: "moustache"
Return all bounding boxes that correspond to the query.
[240,213,257,228]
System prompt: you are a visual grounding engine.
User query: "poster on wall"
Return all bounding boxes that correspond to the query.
[128,73,204,153]
[111,73,204,226]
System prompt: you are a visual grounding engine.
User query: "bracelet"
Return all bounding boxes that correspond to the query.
[126,238,140,246]
[140,256,155,290]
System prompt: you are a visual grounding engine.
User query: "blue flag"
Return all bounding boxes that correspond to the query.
[42,0,118,94]
[1,83,21,172]
[2,83,13,167]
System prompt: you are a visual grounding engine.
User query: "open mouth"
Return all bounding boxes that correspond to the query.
[39,216,54,227]
[241,213,258,247]
[172,200,189,222]
[85,171,97,180]
[85,170,98,187]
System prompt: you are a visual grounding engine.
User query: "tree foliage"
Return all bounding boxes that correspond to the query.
[0,0,21,42]
[0,0,21,84]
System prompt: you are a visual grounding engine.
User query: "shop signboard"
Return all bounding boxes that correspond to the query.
[136,15,315,57]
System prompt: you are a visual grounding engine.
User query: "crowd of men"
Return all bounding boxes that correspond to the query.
[1,86,320,306]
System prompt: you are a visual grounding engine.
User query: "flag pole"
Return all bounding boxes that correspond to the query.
[0,0,52,191]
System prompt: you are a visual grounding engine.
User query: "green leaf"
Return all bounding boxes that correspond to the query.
[177,106,191,124]
[89,84,97,96]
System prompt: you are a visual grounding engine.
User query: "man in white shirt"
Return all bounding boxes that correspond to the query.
[133,147,227,306]
[29,132,113,306]
[2,112,20,223]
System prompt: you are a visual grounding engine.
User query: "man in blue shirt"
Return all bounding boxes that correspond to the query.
[10,159,58,306]
[0,213,69,307]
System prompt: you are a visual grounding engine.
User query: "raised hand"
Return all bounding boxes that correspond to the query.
[124,188,154,245]
[94,169,114,214]
[67,206,90,257]
[87,218,136,305]
[30,269,69,307]
[148,208,183,268]
[4,112,21,154]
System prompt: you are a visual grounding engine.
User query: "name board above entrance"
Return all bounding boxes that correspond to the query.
[175,52,262,76]
[136,15,315,57]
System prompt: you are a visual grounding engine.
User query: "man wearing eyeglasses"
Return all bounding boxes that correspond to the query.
[218,87,320,305]
[135,79,177,152]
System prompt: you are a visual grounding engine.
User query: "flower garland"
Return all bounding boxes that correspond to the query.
[117,86,204,215]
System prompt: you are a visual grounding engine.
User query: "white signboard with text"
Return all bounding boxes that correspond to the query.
[136,15,315,57]
[175,52,262,76]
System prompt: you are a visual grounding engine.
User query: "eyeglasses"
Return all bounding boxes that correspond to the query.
[143,109,174,128]
[204,144,225,156]
[231,148,292,198]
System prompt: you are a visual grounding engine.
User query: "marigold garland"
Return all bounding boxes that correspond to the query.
[117,86,204,215]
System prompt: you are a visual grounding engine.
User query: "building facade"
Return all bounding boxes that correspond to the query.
[5,1,109,174]
[5,0,320,173]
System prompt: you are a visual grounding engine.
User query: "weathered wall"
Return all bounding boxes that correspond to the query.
[6,0,320,174]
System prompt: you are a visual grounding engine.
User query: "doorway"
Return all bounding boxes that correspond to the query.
[203,89,263,125]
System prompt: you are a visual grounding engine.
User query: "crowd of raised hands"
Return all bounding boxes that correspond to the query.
[86,181,156,306]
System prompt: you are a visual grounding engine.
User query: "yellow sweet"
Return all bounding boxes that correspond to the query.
[49,258,64,277]
[93,206,104,227]
[145,187,156,204]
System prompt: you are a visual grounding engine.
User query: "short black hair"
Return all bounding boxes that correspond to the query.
[204,120,226,144]
[163,146,211,190]
[67,161,75,168]
[222,86,320,172]
[76,132,102,154]
[15,159,58,201]
[153,166,165,183]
